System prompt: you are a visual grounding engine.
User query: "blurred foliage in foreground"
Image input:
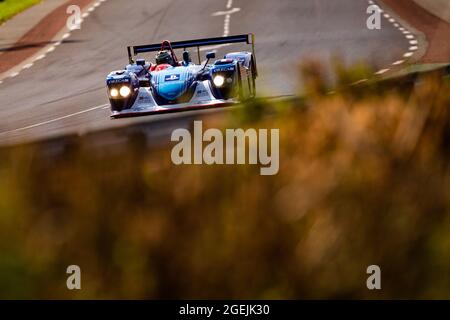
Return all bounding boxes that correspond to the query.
[0,63,449,299]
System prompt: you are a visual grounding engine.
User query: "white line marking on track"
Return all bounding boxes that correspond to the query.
[212,7,241,16]
[335,0,422,86]
[351,79,369,86]
[199,43,232,52]
[375,68,390,75]
[212,0,241,37]
[0,104,109,135]
[366,0,422,79]
[223,14,231,36]
[392,60,405,65]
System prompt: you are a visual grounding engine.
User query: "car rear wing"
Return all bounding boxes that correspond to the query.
[127,34,256,64]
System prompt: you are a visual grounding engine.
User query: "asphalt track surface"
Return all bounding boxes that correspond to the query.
[0,0,409,145]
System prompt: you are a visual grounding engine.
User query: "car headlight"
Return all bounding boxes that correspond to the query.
[119,86,131,97]
[213,75,225,87]
[110,88,119,98]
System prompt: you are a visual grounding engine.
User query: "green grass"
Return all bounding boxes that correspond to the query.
[0,0,41,25]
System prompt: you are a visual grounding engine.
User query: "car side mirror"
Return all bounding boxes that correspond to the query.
[182,51,191,64]
[206,52,216,60]
[202,52,216,71]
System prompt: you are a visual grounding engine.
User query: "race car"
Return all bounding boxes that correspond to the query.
[106,34,258,118]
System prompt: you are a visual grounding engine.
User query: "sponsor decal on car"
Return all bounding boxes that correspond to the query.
[164,74,181,82]
[107,78,130,85]
[195,89,209,98]
[213,66,235,73]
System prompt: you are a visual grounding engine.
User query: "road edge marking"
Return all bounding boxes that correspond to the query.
[0,103,109,135]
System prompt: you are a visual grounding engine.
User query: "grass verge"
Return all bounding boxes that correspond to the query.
[0,0,41,25]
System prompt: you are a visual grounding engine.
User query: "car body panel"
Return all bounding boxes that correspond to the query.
[110,80,237,118]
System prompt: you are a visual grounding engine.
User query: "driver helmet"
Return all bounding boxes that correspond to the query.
[155,50,174,65]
